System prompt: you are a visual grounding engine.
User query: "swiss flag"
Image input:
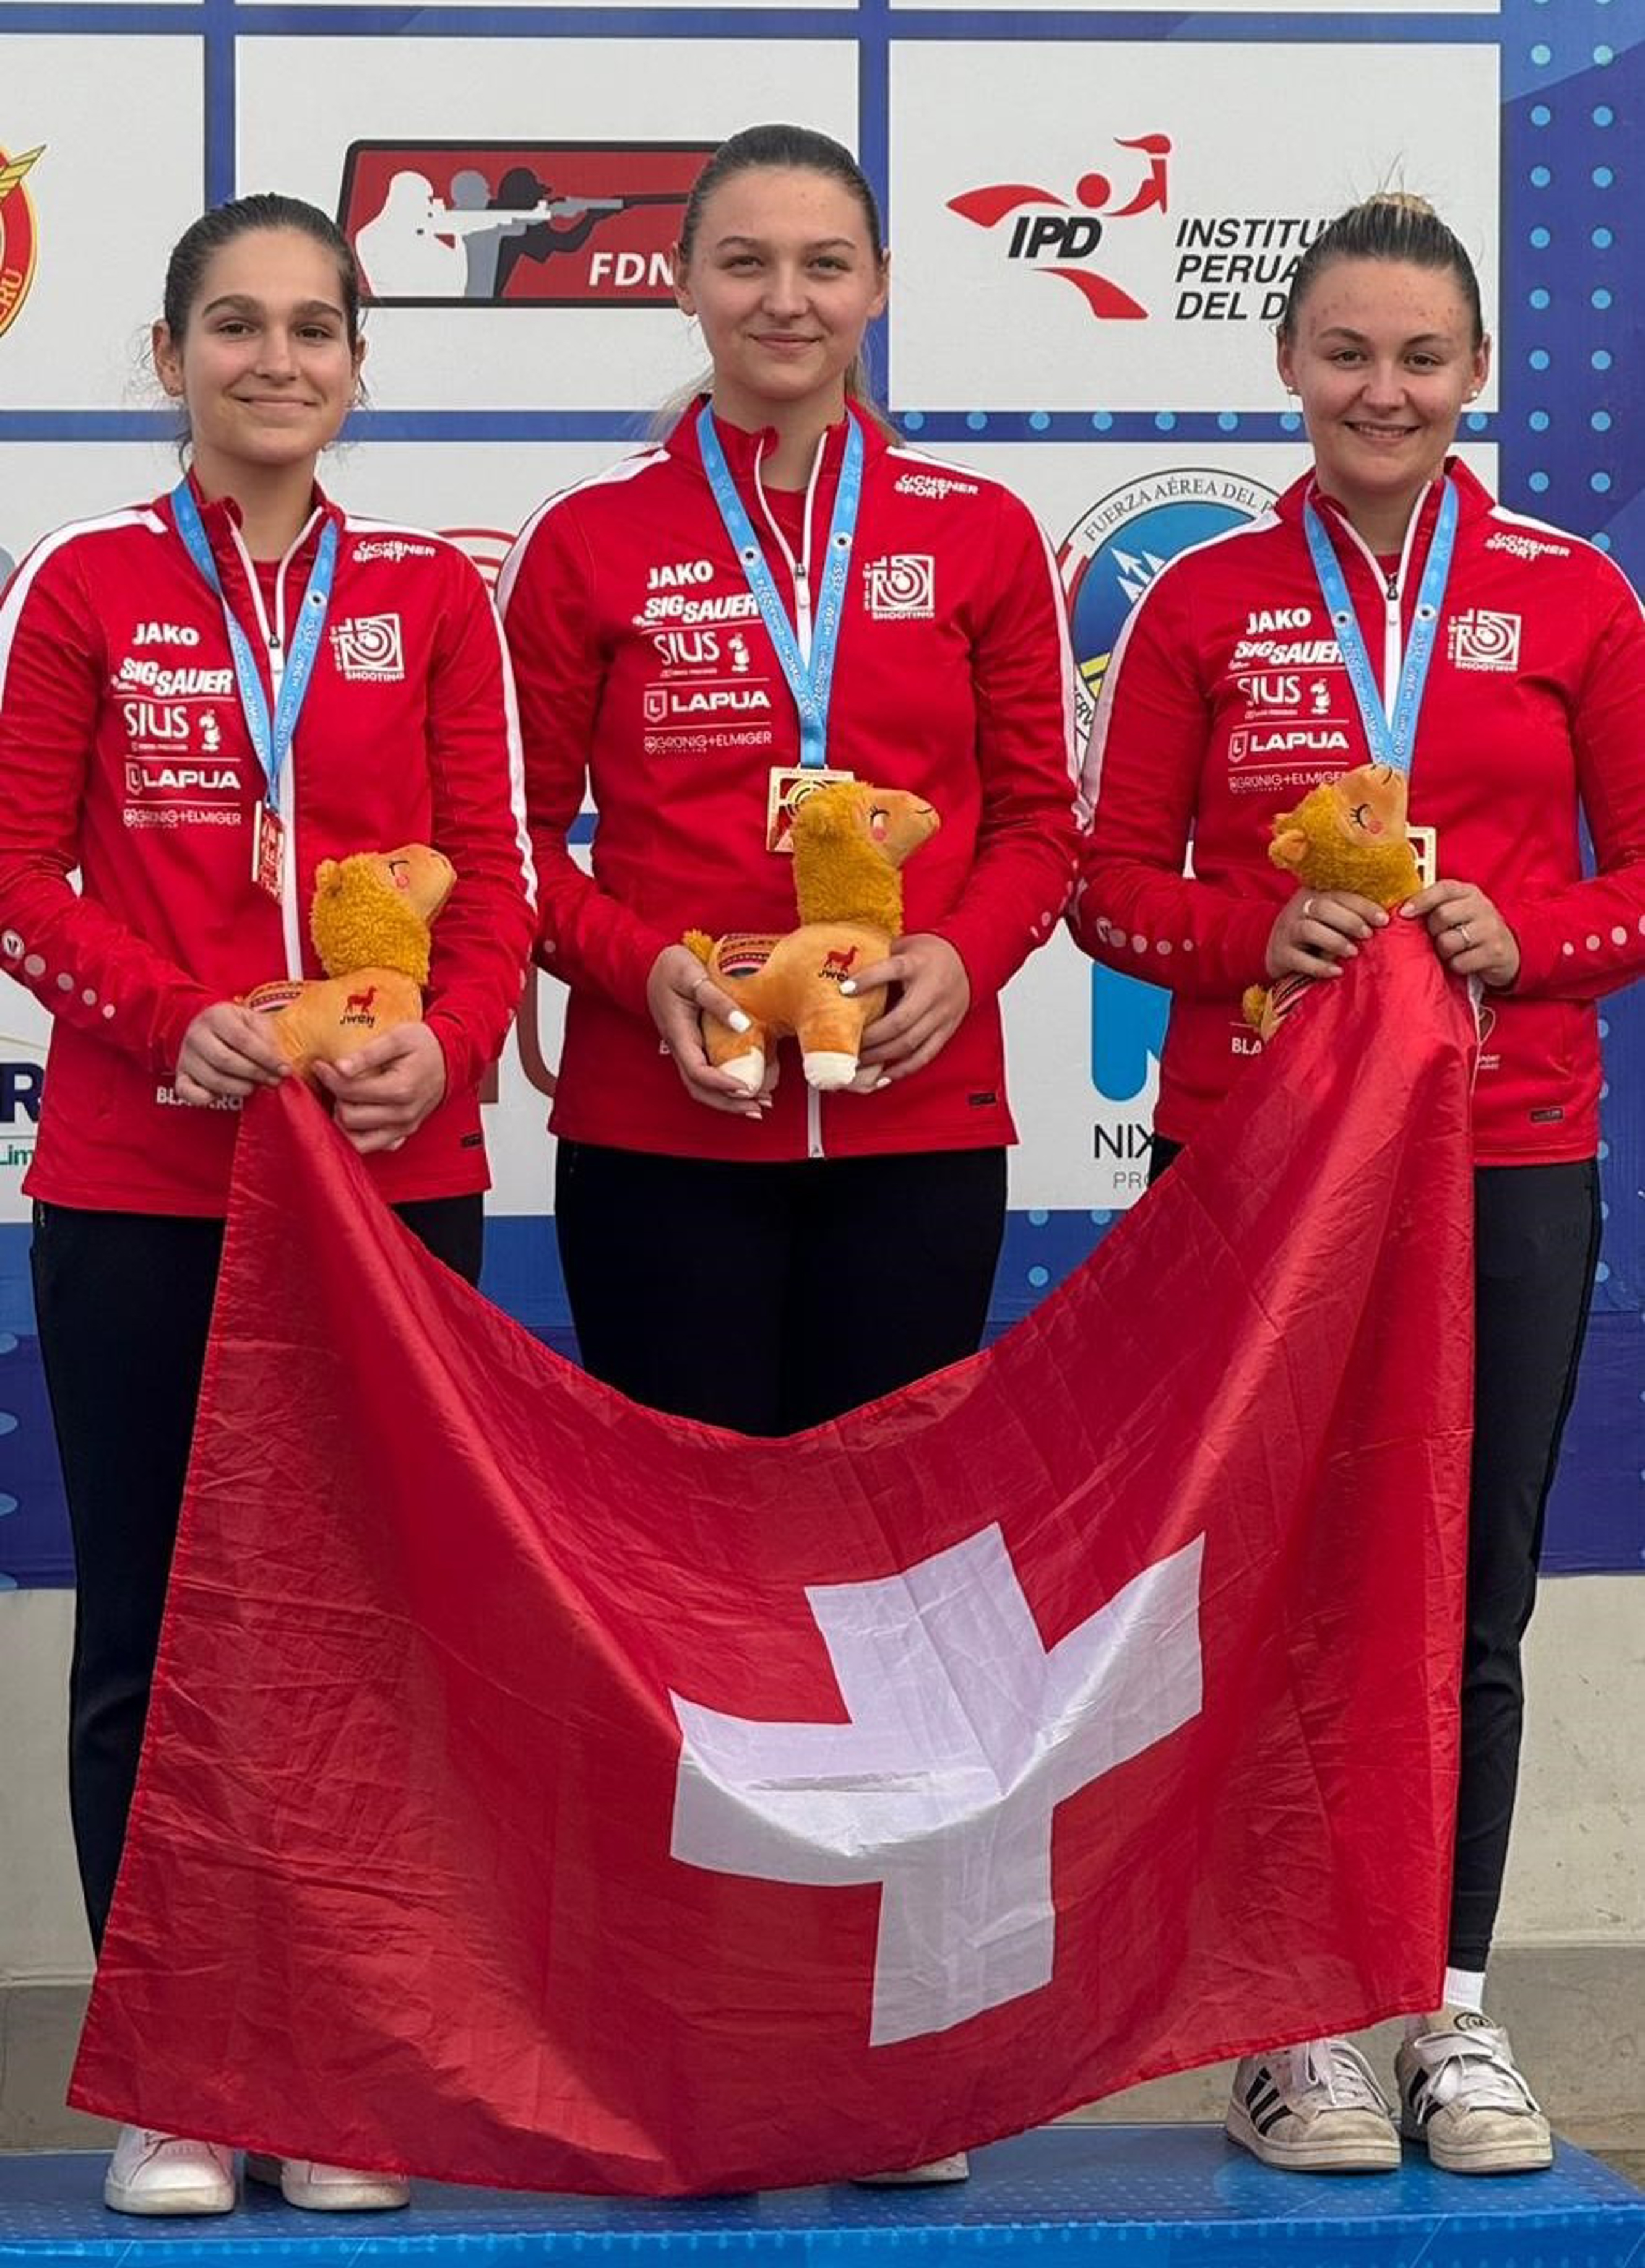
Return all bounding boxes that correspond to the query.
[72,923,1477,2195]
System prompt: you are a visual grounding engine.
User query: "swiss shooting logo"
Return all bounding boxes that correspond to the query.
[0,142,43,340]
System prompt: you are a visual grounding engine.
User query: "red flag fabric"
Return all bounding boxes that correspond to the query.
[71,923,1477,2196]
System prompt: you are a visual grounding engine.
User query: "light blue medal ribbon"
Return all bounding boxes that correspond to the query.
[1302,477,1458,778]
[696,403,864,770]
[171,480,339,821]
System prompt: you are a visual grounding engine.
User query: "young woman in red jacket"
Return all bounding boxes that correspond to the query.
[1073,193,1645,2178]
[501,127,1077,2180]
[501,124,1076,1440]
[0,195,535,2215]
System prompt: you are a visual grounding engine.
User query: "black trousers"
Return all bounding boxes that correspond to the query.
[1149,1137,1601,1970]
[555,1140,1008,1437]
[32,1196,483,1951]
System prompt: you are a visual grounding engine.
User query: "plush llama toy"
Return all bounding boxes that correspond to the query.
[685,781,940,1093]
[1241,762,1422,1041]
[244,843,455,1080]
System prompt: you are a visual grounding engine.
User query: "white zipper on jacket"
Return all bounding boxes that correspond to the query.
[757,429,832,1158]
[228,510,322,979]
[1329,489,1427,714]
[753,431,827,665]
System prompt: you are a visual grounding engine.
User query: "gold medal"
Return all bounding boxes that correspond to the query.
[765,765,855,855]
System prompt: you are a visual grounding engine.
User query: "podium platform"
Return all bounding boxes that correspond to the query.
[2,2128,1642,2267]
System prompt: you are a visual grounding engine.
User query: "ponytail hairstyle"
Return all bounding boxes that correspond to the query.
[161,192,364,349]
[668,123,892,430]
[1277,191,1485,350]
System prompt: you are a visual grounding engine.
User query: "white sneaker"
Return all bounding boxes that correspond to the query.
[245,2154,411,2210]
[103,2126,236,2216]
[1225,2039,1401,2172]
[853,2152,971,2186]
[1396,2009,1553,2174]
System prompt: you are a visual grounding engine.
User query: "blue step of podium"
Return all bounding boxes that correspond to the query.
[2,2127,1642,2267]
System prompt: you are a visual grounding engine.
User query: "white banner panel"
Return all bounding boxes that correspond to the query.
[323,436,631,579]
[236,41,858,412]
[0,441,181,565]
[887,43,1499,413]
[0,42,205,409]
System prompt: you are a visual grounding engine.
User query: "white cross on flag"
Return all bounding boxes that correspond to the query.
[75,925,1478,2197]
[673,1525,1204,2045]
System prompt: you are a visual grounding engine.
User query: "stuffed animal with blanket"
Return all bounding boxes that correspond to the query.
[684,780,940,1093]
[243,843,455,1080]
[1241,763,1422,1042]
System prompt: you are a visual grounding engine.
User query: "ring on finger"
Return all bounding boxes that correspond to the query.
[1302,897,1317,920]
[1457,920,1473,947]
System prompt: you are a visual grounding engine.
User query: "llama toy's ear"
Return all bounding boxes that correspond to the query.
[314,858,340,897]
[793,789,848,840]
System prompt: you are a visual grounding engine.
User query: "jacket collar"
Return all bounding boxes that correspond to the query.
[664,394,889,486]
[162,469,339,627]
[163,467,339,571]
[1277,455,1493,550]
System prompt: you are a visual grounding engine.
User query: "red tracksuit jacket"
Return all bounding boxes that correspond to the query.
[498,401,1080,1162]
[1072,460,1645,1165]
[0,479,536,1213]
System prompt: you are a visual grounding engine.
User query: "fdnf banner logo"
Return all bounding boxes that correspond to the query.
[338,142,713,306]
[0,142,43,339]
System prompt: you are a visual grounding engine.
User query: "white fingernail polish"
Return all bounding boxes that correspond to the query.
[729,1009,751,1033]
[839,980,857,996]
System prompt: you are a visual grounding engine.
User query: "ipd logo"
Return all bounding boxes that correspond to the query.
[947,137,1168,322]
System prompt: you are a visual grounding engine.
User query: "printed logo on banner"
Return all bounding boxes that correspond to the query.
[1090,965,1169,1111]
[338,142,713,307]
[1059,468,1277,736]
[0,142,44,340]
[0,1026,43,1175]
[948,134,1333,335]
[1086,960,1167,1203]
[948,136,1168,320]
[439,528,516,589]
